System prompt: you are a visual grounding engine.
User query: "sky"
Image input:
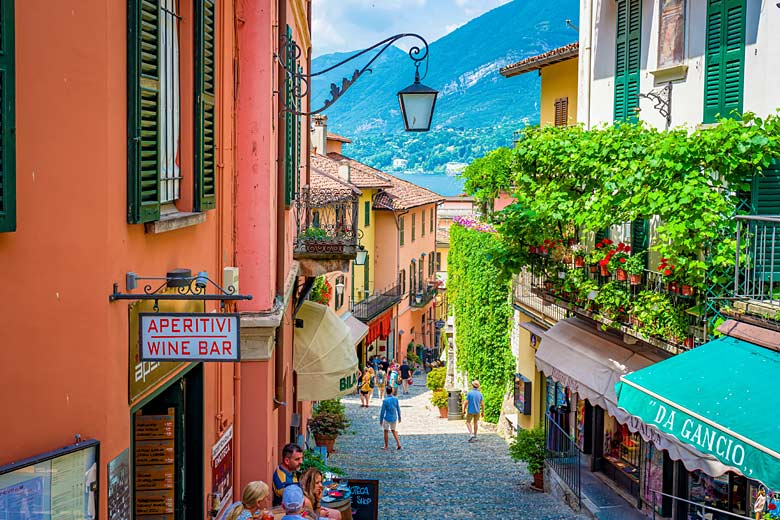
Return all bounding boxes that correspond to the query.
[311,0,513,57]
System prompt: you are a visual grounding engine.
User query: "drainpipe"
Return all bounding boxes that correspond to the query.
[275,0,288,408]
[580,0,595,129]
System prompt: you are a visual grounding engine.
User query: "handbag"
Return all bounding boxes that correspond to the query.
[408,377,413,386]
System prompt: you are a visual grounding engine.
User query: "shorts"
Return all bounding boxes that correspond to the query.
[382,421,397,431]
[360,390,370,396]
[466,413,480,423]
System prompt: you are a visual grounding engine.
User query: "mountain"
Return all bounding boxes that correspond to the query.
[310,0,579,174]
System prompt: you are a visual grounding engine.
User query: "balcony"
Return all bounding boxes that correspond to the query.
[519,258,708,355]
[410,282,436,308]
[293,186,360,276]
[729,215,780,324]
[351,283,403,322]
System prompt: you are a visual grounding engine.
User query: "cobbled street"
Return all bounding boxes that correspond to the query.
[329,375,588,520]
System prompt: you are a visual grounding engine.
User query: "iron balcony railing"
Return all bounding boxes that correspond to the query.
[734,215,780,306]
[351,282,403,322]
[512,269,570,322]
[545,412,581,507]
[410,282,436,308]
[293,186,360,258]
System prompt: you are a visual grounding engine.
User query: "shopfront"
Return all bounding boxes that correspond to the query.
[362,308,393,366]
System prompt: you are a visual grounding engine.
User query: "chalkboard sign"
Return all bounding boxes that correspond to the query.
[341,478,379,520]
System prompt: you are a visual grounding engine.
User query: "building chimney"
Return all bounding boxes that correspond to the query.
[311,114,328,155]
[338,161,350,183]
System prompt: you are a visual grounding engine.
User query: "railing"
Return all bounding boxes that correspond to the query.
[512,269,570,322]
[293,186,360,257]
[545,412,581,508]
[649,489,752,520]
[410,283,436,307]
[351,282,403,322]
[734,215,780,305]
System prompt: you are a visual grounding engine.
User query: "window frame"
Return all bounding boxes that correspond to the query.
[399,216,405,246]
[0,0,16,233]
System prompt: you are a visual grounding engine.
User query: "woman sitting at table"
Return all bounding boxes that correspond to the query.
[299,468,342,519]
[224,481,270,520]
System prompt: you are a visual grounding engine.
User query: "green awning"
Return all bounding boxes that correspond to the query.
[615,336,780,489]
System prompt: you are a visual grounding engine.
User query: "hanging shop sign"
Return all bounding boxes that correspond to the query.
[139,313,240,362]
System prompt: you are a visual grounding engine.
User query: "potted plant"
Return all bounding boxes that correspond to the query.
[608,242,631,281]
[309,276,333,306]
[577,279,600,311]
[624,252,646,285]
[426,366,446,391]
[430,389,449,418]
[509,426,546,491]
[594,281,630,323]
[589,238,616,276]
[308,411,350,454]
[657,258,679,293]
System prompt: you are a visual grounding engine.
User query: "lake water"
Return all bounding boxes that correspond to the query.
[393,172,466,197]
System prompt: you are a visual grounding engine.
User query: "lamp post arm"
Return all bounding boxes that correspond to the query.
[279,33,430,116]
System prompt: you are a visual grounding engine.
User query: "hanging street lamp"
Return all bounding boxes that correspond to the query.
[279,33,438,132]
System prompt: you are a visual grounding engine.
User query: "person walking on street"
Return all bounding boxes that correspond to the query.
[359,367,373,408]
[376,367,387,400]
[388,366,399,395]
[463,380,485,442]
[379,386,402,450]
[379,356,389,373]
[399,359,412,395]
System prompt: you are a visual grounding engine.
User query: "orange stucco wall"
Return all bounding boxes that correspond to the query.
[0,1,238,519]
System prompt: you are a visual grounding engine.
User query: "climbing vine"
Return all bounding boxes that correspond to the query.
[448,220,514,423]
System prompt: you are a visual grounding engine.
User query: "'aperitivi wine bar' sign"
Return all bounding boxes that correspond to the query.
[139,313,240,362]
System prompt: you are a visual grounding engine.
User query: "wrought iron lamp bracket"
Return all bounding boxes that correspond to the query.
[109,273,252,312]
[637,83,672,129]
[277,33,430,116]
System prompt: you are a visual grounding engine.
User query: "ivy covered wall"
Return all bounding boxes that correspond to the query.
[448,219,514,422]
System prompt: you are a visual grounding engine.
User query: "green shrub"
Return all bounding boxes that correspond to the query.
[308,412,350,438]
[313,399,345,418]
[430,389,449,408]
[509,426,546,475]
[426,367,446,391]
[301,449,345,476]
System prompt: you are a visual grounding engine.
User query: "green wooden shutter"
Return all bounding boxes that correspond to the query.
[128,0,161,224]
[194,0,216,211]
[595,229,609,243]
[614,0,641,122]
[400,216,405,246]
[703,0,745,123]
[0,0,15,232]
[631,219,649,268]
[284,25,296,207]
[751,161,780,279]
[364,255,370,295]
[364,200,370,226]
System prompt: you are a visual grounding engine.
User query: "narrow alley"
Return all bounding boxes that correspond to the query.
[328,377,587,520]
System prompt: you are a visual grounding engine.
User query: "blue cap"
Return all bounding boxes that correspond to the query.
[282,485,304,512]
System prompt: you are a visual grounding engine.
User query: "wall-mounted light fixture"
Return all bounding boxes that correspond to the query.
[355,245,368,266]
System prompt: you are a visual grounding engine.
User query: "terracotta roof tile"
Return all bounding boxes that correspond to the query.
[372,172,444,211]
[311,153,393,189]
[327,132,352,143]
[500,42,579,77]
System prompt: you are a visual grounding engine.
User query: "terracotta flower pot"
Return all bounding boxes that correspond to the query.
[314,435,337,454]
[681,284,695,297]
[574,256,585,268]
[684,337,695,348]
[668,281,680,294]
[629,273,642,286]
[531,472,544,491]
[438,406,448,419]
[589,264,598,274]
[599,265,610,277]
[544,281,554,291]
[615,268,627,281]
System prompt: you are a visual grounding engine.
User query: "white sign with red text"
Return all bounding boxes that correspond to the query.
[139,313,240,362]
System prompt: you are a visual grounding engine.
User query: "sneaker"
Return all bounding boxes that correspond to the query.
[468,435,475,442]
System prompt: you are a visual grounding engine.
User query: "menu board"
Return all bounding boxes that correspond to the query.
[134,410,175,519]
[0,440,99,520]
[211,426,234,515]
[343,479,378,520]
[108,449,130,520]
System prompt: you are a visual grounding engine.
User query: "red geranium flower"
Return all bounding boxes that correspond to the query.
[596,243,603,249]
[664,269,672,276]
[620,257,626,264]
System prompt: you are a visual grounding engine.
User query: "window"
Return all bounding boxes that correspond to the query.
[614,0,641,122]
[418,258,423,291]
[436,252,441,271]
[430,208,434,233]
[335,275,345,310]
[554,97,569,127]
[421,209,426,236]
[399,216,405,246]
[703,0,745,123]
[412,213,416,241]
[400,269,406,294]
[0,0,15,232]
[364,200,370,226]
[127,0,217,223]
[284,25,302,206]
[363,256,370,296]
[410,261,416,296]
[429,250,435,276]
